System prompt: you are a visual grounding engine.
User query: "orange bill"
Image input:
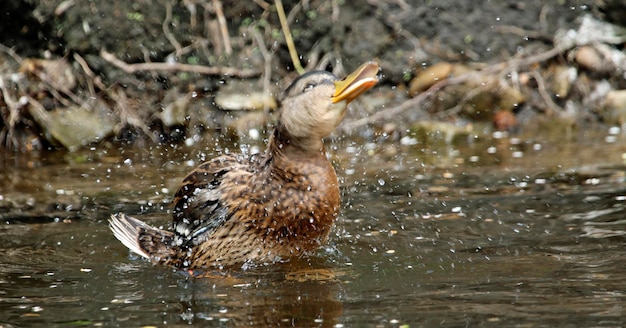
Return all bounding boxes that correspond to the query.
[332,61,379,103]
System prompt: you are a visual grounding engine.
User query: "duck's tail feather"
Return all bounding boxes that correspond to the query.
[109,213,177,265]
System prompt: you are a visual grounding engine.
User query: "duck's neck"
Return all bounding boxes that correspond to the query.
[265,125,327,168]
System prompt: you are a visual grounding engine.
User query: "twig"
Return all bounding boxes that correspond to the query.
[212,0,232,55]
[100,49,261,77]
[251,27,273,115]
[539,5,549,32]
[163,1,184,59]
[502,44,568,73]
[530,70,562,115]
[109,88,158,143]
[73,53,107,93]
[186,1,197,29]
[0,77,21,148]
[252,0,271,10]
[331,0,340,21]
[493,25,552,42]
[27,60,93,109]
[0,43,24,63]
[275,0,305,74]
[54,0,76,16]
[285,1,303,24]
[28,66,77,107]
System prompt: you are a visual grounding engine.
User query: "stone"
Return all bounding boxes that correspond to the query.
[29,97,117,151]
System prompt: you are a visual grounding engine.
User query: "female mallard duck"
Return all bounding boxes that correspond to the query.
[110,61,379,269]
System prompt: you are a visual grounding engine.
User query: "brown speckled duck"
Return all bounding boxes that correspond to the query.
[109,61,379,269]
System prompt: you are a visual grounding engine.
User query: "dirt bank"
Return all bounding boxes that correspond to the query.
[0,0,625,152]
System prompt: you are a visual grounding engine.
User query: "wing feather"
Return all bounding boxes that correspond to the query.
[171,154,250,247]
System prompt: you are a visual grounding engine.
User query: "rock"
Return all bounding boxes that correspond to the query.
[601,89,626,125]
[19,58,77,91]
[438,73,525,121]
[28,97,117,151]
[493,110,517,132]
[575,46,606,73]
[547,64,577,99]
[409,62,453,96]
[214,80,277,111]
[590,43,626,73]
[496,82,525,111]
[161,91,191,127]
[408,120,474,145]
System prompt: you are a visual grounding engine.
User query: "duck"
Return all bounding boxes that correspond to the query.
[109,61,379,269]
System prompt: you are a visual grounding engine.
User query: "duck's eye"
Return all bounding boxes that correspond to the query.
[303,83,316,92]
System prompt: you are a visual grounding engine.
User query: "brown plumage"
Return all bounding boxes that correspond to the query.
[110,62,379,269]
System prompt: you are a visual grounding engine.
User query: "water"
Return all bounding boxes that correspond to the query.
[1,126,626,327]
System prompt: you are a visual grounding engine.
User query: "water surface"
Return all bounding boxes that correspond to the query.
[1,126,625,327]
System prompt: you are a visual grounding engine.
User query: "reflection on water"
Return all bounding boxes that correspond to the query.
[1,127,626,326]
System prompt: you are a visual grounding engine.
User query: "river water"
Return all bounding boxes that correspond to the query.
[1,124,625,327]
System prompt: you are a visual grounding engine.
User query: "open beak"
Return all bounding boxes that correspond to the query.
[332,61,379,104]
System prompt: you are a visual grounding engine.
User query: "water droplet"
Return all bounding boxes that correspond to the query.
[400,136,418,145]
[608,126,621,135]
[248,128,260,140]
[365,143,377,150]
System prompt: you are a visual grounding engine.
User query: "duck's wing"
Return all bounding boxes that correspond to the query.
[171,154,251,248]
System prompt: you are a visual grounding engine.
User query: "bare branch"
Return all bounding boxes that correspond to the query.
[0,43,23,63]
[100,49,261,77]
[212,0,232,55]
[530,70,563,115]
[251,27,274,115]
[163,1,184,59]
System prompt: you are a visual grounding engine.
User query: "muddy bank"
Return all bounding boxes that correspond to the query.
[0,0,625,152]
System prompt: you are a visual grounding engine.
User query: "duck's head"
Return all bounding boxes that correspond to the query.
[277,61,379,148]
